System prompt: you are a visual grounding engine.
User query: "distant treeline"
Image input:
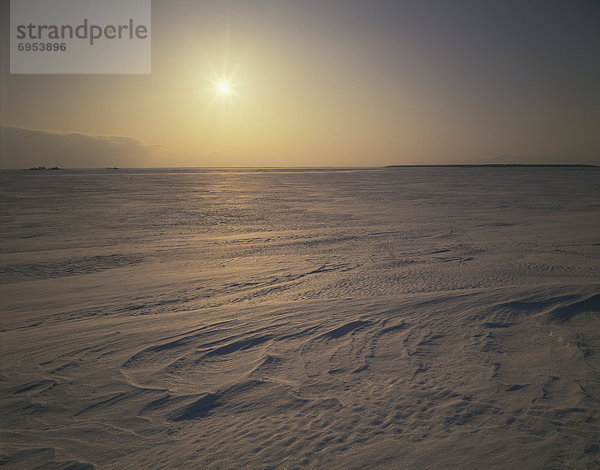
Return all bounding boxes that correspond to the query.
[25,166,62,170]
[23,166,121,170]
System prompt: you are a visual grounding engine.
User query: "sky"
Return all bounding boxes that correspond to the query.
[1,0,599,168]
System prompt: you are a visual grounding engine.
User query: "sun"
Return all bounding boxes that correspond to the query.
[215,80,232,96]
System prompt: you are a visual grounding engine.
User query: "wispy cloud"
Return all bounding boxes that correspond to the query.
[0,125,156,168]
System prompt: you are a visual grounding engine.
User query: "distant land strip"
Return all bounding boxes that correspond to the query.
[386,164,597,168]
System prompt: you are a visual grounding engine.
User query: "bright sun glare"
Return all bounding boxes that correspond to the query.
[216,80,232,96]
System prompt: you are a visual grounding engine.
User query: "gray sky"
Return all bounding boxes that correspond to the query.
[1,0,599,168]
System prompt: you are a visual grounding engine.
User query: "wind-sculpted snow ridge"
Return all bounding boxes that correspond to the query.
[1,167,599,469]
[2,287,599,469]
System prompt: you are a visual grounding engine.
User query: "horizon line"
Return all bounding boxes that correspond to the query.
[6,163,599,170]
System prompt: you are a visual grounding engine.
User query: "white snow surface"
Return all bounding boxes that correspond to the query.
[1,167,599,469]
